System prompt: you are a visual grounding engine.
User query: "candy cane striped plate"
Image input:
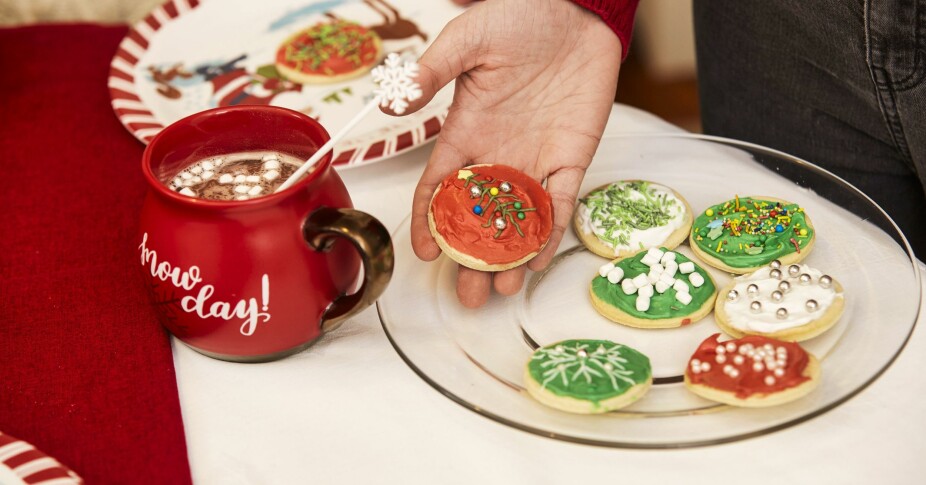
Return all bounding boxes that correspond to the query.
[0,433,83,485]
[108,0,459,169]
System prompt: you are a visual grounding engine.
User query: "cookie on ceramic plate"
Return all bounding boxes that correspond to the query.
[684,333,820,407]
[573,180,692,259]
[689,196,815,274]
[524,339,652,414]
[715,260,845,341]
[428,164,554,272]
[589,247,717,329]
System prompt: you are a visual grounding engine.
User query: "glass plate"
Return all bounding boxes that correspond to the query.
[377,133,922,448]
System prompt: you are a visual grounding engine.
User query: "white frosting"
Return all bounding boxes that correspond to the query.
[577,182,687,255]
[722,264,843,333]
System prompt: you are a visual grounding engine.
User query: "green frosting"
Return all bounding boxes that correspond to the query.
[690,197,814,268]
[579,181,680,248]
[591,248,716,320]
[527,339,651,404]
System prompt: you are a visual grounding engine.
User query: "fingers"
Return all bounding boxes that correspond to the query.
[493,267,526,296]
[457,266,491,308]
[410,138,468,261]
[528,166,586,271]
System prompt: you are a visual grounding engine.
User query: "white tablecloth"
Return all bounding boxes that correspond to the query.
[174,105,925,484]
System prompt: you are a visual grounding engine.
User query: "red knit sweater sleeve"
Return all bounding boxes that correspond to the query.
[570,0,640,60]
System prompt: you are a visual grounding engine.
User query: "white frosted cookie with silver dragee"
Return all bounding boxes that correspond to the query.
[714,260,844,342]
[573,180,692,260]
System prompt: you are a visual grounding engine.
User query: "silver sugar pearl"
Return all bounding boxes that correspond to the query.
[469,185,481,198]
[806,299,819,312]
[765,376,777,386]
[750,301,762,313]
[788,264,801,277]
[819,275,833,289]
[499,181,512,193]
[778,280,791,293]
[493,217,507,230]
[726,289,740,302]
[769,268,783,280]
[577,349,588,358]
[771,290,784,302]
[603,362,613,370]
[770,259,782,269]
[776,307,789,319]
[799,273,812,285]
[747,284,760,296]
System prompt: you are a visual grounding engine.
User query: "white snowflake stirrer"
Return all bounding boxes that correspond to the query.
[276,53,423,192]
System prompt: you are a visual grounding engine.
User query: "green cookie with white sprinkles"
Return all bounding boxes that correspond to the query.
[689,196,816,274]
[524,339,653,414]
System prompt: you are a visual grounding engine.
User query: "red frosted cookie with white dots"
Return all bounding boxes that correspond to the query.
[684,333,820,407]
[428,164,554,272]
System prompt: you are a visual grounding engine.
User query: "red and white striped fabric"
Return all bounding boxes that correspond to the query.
[0,433,83,485]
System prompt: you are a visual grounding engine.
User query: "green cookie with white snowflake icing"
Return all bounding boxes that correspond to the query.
[524,339,653,414]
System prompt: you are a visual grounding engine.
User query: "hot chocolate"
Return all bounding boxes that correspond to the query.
[168,151,309,200]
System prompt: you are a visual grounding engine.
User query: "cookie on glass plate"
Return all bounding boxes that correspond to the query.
[589,247,717,329]
[524,339,652,414]
[684,334,820,407]
[573,180,692,260]
[715,260,845,341]
[689,196,815,273]
[428,164,554,272]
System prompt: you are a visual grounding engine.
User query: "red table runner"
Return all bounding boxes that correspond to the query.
[0,25,192,484]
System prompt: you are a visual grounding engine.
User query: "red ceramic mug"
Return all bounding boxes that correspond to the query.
[138,106,393,362]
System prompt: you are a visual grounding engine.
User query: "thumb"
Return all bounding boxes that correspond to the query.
[381,16,480,116]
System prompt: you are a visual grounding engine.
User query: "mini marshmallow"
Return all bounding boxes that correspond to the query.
[178,188,195,197]
[219,174,234,184]
[262,153,280,161]
[248,186,263,196]
[190,165,203,175]
[655,280,671,294]
[621,279,637,295]
[640,253,661,267]
[181,179,194,187]
[659,273,676,286]
[673,279,689,294]
[191,176,202,184]
[607,267,624,284]
[235,195,248,200]
[202,171,214,180]
[636,295,651,312]
[664,260,679,278]
[689,272,705,288]
[180,172,192,180]
[660,251,677,265]
[675,291,693,305]
[202,161,214,171]
[245,175,261,184]
[650,263,665,274]
[647,270,661,284]
[212,158,224,166]
[678,261,696,274]
[631,273,649,288]
[598,262,616,278]
[263,170,280,182]
[638,283,654,298]
[646,247,665,260]
[264,159,281,170]
[172,177,182,187]
[234,185,250,194]
[234,175,247,183]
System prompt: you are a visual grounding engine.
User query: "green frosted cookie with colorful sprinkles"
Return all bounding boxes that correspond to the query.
[689,196,815,274]
[524,339,652,414]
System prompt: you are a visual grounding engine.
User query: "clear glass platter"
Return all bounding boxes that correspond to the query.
[377,134,922,448]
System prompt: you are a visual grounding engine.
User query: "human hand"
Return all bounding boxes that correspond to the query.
[396,0,622,307]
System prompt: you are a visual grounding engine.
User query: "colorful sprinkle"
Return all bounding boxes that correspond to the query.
[489,187,499,196]
[775,224,784,233]
[473,205,483,215]
[800,229,808,236]
[705,209,714,217]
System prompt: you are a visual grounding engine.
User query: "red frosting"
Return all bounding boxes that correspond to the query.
[686,334,810,398]
[431,165,553,265]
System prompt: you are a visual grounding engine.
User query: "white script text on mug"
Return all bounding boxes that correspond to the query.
[138,233,271,335]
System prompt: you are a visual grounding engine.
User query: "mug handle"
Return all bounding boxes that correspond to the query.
[303,207,394,333]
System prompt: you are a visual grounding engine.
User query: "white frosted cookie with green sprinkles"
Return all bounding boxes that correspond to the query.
[573,180,693,260]
[524,339,653,414]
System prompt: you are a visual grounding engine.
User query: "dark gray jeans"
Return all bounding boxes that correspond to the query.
[694,0,926,257]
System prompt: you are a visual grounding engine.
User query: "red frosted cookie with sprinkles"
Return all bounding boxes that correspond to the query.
[684,333,820,407]
[428,164,554,272]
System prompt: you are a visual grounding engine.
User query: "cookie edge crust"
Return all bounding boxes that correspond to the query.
[573,181,693,260]
[523,366,653,414]
[684,353,821,407]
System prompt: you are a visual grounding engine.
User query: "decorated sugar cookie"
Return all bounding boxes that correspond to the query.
[428,164,554,271]
[574,180,692,259]
[684,334,820,407]
[275,20,383,85]
[524,339,652,414]
[715,260,844,341]
[689,196,815,273]
[589,247,717,329]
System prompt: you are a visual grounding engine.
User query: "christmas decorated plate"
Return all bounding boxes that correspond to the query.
[0,432,83,484]
[377,134,922,447]
[108,0,461,168]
